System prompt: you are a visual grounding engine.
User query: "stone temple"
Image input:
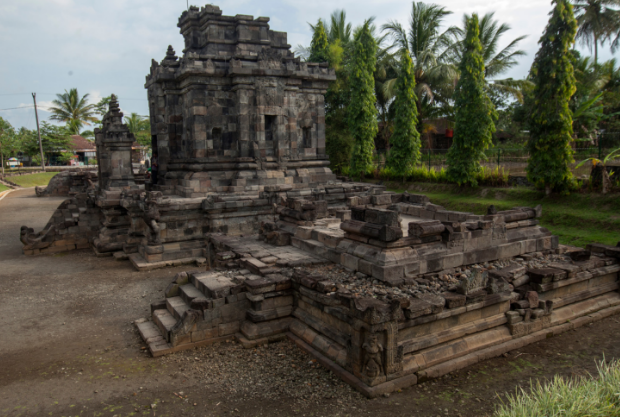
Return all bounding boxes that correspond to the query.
[21,5,620,398]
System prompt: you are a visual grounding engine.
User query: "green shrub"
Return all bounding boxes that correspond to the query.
[476,166,509,187]
[377,164,509,186]
[495,358,620,417]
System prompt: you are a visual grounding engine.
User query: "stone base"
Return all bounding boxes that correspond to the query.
[129,253,205,271]
[135,256,619,398]
[287,332,418,398]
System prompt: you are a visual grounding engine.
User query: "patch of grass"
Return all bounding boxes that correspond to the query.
[9,172,57,188]
[381,181,620,247]
[495,359,620,417]
[0,183,9,193]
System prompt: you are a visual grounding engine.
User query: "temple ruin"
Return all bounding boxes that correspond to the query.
[20,4,620,398]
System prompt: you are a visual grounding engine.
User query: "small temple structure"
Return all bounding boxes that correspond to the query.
[19,5,620,399]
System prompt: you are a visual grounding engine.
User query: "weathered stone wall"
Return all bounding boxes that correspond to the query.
[20,195,102,255]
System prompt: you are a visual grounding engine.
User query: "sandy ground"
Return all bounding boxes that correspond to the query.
[2,188,620,417]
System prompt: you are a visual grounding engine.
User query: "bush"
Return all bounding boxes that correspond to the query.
[495,358,620,417]
[376,164,509,186]
[58,152,75,165]
[476,166,509,187]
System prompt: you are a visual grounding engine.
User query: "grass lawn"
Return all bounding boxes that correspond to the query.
[0,184,9,193]
[9,172,57,188]
[380,181,620,248]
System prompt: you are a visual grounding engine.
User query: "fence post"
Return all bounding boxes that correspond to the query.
[428,149,431,171]
[599,138,602,160]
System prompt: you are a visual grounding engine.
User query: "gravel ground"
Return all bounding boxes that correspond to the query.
[162,340,366,407]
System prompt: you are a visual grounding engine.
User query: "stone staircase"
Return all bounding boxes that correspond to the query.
[136,237,326,356]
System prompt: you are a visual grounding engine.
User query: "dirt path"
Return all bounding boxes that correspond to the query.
[1,189,619,417]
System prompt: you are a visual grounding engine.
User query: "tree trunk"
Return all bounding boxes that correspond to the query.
[595,35,599,65]
[545,184,551,196]
[602,166,609,195]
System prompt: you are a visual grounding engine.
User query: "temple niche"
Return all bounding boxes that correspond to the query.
[146,5,337,198]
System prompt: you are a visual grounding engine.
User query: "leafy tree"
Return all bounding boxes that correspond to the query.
[385,50,421,176]
[0,117,17,175]
[57,152,76,165]
[295,11,356,173]
[446,14,497,186]
[309,20,330,63]
[454,12,529,102]
[573,0,620,64]
[325,108,354,173]
[49,88,99,133]
[527,0,578,194]
[598,58,620,130]
[325,39,354,173]
[348,20,378,179]
[295,10,353,61]
[570,52,607,139]
[124,113,151,148]
[21,122,73,164]
[374,40,399,151]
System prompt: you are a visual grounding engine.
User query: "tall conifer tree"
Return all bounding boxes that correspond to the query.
[527,0,577,194]
[348,21,378,179]
[447,14,497,186]
[309,20,329,63]
[385,50,420,177]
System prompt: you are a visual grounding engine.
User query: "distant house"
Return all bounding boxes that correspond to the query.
[375,117,514,153]
[70,135,97,165]
[421,118,453,149]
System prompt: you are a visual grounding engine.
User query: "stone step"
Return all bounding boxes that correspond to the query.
[291,236,329,259]
[179,284,204,305]
[246,305,294,323]
[166,296,189,320]
[153,309,177,342]
[137,321,171,357]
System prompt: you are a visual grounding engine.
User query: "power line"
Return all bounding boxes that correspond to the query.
[0,106,35,111]
[0,93,57,96]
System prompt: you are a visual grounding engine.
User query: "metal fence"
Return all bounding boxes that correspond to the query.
[375,134,620,177]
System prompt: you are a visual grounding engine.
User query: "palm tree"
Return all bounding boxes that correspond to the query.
[447,13,531,105]
[49,88,98,134]
[382,2,461,121]
[326,10,353,44]
[125,113,151,147]
[571,53,615,138]
[573,0,620,64]
[295,10,354,60]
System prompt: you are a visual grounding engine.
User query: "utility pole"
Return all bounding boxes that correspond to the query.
[32,93,45,171]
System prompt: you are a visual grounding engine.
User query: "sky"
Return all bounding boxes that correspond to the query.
[0,0,617,131]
